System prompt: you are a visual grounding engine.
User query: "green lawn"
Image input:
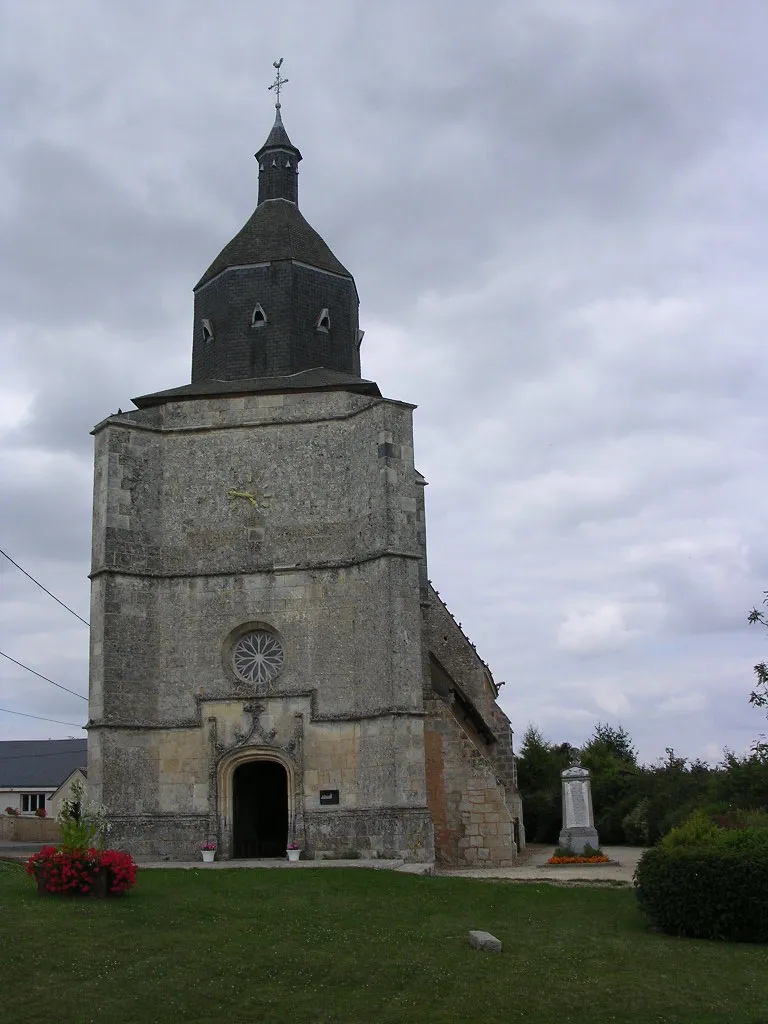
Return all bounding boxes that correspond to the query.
[1,861,765,1024]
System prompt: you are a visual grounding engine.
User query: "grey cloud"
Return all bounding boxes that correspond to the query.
[0,140,211,331]
[2,0,768,761]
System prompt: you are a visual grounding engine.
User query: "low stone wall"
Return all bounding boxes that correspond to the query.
[107,807,435,862]
[106,814,210,861]
[302,807,434,862]
[0,816,61,843]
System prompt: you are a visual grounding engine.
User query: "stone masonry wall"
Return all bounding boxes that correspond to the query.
[424,697,518,867]
[423,586,520,802]
[0,815,60,843]
[88,388,433,860]
[424,586,497,723]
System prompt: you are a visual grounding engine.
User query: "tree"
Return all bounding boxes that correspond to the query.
[710,746,768,812]
[749,595,768,712]
[642,747,712,842]
[579,722,640,843]
[580,722,638,770]
[516,726,574,842]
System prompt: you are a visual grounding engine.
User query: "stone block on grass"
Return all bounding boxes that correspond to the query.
[468,930,502,953]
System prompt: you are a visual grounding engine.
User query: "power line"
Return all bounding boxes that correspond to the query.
[0,748,87,761]
[0,651,88,702]
[0,547,90,627]
[0,707,85,728]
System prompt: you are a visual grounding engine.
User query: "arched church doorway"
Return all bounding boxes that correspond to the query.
[232,760,289,858]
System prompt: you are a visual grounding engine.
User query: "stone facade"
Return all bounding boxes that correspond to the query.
[90,389,433,860]
[89,386,523,863]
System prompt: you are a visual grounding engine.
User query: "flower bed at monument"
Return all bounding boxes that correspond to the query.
[547,844,610,864]
[547,854,610,864]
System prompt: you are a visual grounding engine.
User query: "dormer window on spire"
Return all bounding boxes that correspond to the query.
[316,309,331,333]
[251,304,267,328]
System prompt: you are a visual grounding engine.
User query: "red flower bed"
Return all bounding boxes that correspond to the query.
[25,846,137,896]
[547,855,610,864]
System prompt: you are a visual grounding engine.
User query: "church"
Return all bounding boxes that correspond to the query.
[87,66,524,866]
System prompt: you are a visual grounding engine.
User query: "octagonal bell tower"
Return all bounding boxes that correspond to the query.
[87,64,434,862]
[89,61,523,868]
[191,89,362,384]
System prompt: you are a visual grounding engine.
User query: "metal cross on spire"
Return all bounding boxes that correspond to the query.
[268,57,288,109]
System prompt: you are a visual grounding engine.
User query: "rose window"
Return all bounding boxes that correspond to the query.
[232,631,284,685]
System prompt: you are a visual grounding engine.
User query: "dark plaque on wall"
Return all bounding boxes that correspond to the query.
[319,789,339,805]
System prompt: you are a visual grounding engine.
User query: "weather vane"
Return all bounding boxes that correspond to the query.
[268,57,288,109]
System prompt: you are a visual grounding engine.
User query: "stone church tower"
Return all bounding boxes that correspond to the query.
[88,80,524,865]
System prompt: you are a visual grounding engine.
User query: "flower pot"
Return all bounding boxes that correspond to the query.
[201,849,215,863]
[35,866,109,898]
[287,848,301,862]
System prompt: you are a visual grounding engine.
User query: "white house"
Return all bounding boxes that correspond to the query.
[0,739,87,817]
[46,766,88,821]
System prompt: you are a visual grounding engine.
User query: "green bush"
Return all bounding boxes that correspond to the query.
[710,826,768,854]
[660,809,768,853]
[710,807,768,831]
[622,798,650,845]
[659,808,723,849]
[634,843,768,942]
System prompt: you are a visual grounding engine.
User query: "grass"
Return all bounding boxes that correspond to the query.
[1,861,766,1024]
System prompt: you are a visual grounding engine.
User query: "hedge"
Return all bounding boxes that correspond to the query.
[634,843,768,942]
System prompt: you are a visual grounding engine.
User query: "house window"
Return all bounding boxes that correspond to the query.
[316,308,331,333]
[251,304,267,328]
[21,793,46,813]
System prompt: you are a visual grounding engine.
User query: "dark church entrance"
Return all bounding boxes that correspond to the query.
[232,760,288,858]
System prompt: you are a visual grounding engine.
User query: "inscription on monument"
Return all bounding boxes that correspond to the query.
[564,779,590,828]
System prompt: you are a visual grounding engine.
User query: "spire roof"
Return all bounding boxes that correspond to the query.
[255,106,302,161]
[194,199,352,290]
[187,59,364,388]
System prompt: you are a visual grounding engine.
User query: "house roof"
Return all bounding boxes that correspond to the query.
[0,739,87,788]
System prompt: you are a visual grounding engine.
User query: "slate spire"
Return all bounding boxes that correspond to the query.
[188,61,363,386]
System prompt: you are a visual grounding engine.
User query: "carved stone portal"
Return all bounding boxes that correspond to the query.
[206,703,305,858]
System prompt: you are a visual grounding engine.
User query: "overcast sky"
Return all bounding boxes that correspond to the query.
[2,0,767,767]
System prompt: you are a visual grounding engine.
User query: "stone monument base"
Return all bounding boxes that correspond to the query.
[558,826,600,854]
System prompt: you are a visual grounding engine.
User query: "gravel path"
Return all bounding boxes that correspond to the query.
[437,844,647,884]
[1,842,648,884]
